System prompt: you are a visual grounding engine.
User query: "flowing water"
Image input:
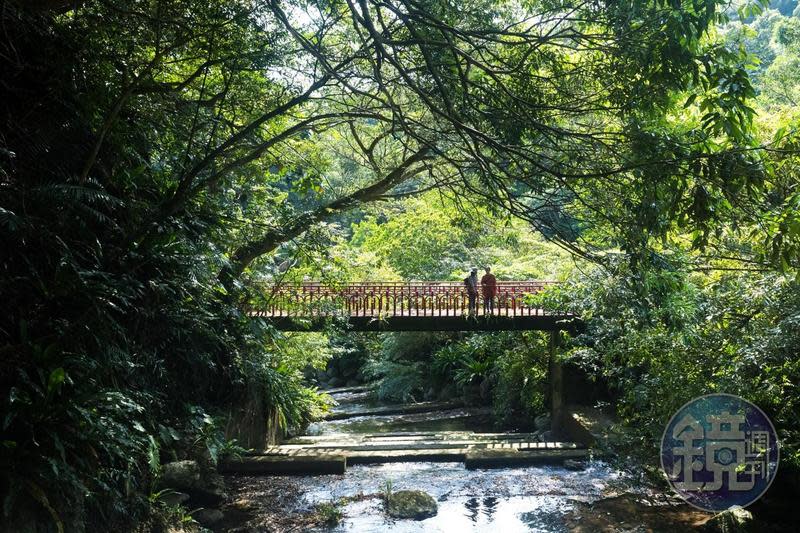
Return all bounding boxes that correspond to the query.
[284,460,624,532]
[221,386,717,532]
[236,387,629,532]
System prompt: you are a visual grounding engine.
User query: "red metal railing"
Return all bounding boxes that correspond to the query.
[249,281,561,318]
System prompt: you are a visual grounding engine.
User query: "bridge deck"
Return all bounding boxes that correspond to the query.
[249,281,581,331]
[261,313,580,331]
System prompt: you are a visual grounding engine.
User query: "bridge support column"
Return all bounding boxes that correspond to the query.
[548,331,565,438]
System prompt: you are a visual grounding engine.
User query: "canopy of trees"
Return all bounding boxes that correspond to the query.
[1,0,799,530]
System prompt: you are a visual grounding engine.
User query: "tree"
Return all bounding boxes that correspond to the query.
[238,0,764,271]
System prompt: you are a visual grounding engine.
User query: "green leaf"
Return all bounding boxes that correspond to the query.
[46,368,66,395]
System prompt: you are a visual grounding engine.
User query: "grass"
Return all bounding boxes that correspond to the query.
[315,500,345,527]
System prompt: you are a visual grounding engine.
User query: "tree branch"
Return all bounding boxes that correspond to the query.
[224,145,432,279]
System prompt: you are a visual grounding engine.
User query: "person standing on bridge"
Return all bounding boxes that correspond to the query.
[481,267,497,315]
[464,267,479,315]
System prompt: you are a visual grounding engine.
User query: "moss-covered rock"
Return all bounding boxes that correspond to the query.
[387,490,437,520]
[158,460,227,506]
[160,460,201,491]
[702,506,753,533]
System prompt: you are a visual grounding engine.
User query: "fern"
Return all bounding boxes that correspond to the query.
[0,207,21,232]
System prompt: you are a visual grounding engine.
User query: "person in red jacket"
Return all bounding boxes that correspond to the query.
[481,267,497,315]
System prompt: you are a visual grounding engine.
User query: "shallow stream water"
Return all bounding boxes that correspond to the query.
[280,387,628,532]
[221,386,717,532]
[286,460,623,532]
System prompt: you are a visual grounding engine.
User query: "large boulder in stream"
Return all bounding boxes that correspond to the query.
[702,506,753,533]
[387,490,438,520]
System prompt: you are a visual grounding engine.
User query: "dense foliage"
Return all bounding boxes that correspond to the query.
[1,0,799,530]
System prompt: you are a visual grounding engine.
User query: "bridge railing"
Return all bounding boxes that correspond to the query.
[249,281,563,318]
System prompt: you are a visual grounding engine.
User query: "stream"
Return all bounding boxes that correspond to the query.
[219,387,719,532]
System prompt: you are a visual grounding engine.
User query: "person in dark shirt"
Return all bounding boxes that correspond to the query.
[464,267,479,315]
[481,267,497,315]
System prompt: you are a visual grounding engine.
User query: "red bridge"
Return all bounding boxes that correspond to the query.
[250,281,581,332]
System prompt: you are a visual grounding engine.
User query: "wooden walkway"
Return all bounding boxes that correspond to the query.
[218,389,603,475]
[220,431,591,474]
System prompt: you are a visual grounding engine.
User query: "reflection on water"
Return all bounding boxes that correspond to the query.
[464,496,499,522]
[325,495,576,532]
[283,461,620,532]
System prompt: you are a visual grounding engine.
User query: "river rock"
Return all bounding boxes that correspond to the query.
[160,491,190,507]
[193,470,228,506]
[387,490,438,520]
[158,459,227,506]
[194,508,225,526]
[534,413,551,432]
[702,506,753,533]
[160,460,201,490]
[563,459,586,471]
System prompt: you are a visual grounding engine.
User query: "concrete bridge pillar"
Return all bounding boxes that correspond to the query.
[549,331,565,437]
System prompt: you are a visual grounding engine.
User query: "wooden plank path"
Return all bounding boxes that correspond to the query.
[220,431,591,475]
